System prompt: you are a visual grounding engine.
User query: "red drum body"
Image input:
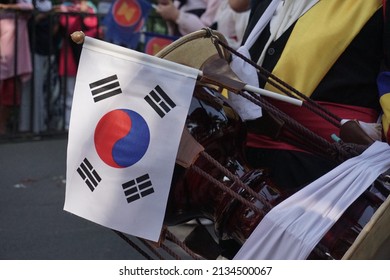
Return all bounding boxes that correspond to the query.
[164,85,286,236]
[164,85,390,260]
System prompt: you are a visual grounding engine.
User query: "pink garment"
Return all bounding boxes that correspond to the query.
[171,0,221,35]
[58,1,99,77]
[0,11,32,82]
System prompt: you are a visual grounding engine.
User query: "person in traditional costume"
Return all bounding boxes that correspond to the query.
[228,0,390,191]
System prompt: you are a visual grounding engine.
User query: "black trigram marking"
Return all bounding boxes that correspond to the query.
[144,85,176,118]
[77,158,102,192]
[89,75,122,102]
[122,174,154,203]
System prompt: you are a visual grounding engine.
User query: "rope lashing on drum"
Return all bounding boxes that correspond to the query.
[208,31,374,152]
[113,229,204,260]
[190,164,265,215]
[164,229,204,260]
[197,48,359,160]
[143,229,202,259]
[199,150,273,210]
[137,238,165,260]
[241,90,362,161]
[207,30,342,128]
[204,30,366,161]
[176,128,272,212]
[112,230,155,260]
[137,235,182,260]
[114,231,181,260]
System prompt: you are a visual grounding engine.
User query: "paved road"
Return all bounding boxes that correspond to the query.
[0,136,194,260]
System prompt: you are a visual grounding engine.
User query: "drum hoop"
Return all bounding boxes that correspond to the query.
[154,29,231,69]
[342,193,390,259]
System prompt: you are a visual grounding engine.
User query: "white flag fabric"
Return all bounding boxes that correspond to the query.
[64,37,198,242]
[234,141,390,259]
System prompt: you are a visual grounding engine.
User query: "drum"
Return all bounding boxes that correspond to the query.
[156,29,390,260]
[342,173,390,259]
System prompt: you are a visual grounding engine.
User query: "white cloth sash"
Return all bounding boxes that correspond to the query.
[234,141,390,259]
[228,0,318,120]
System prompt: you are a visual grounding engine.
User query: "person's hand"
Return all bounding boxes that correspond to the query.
[79,0,89,12]
[156,1,180,22]
[229,0,250,12]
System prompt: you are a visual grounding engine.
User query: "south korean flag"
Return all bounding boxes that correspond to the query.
[64,37,198,242]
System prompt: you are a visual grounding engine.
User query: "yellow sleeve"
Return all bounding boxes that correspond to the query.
[380,93,390,143]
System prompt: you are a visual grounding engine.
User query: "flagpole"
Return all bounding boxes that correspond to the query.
[198,69,303,107]
[70,31,302,107]
[242,83,303,106]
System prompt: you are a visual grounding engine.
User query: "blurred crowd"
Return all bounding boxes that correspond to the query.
[0,0,250,137]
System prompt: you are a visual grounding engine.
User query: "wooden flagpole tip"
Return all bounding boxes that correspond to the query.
[71,31,85,44]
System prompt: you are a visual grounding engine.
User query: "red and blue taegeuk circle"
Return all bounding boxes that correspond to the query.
[94,109,150,168]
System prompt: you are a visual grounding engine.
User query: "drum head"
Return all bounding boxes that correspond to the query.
[343,194,390,259]
[154,29,231,69]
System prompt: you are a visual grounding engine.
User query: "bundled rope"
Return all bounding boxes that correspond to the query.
[210,32,342,128]
[206,30,370,162]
